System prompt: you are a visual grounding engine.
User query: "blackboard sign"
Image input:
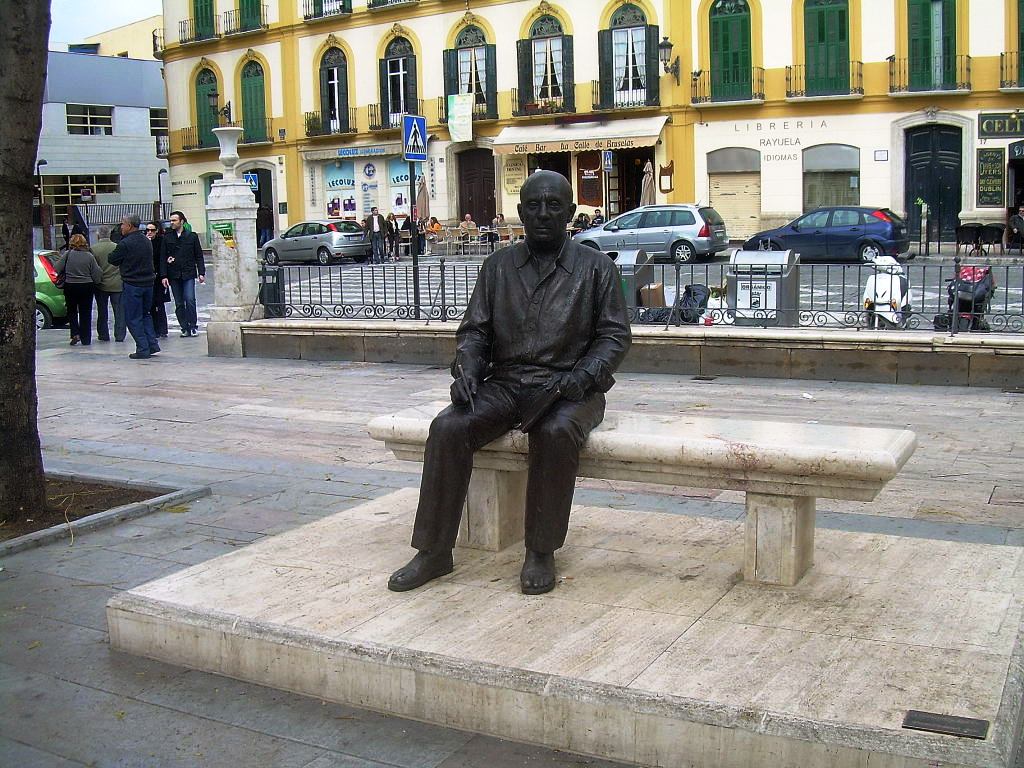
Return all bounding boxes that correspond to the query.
[976,148,1005,208]
[1010,140,1024,161]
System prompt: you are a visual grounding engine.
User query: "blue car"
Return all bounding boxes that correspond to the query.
[742,207,910,263]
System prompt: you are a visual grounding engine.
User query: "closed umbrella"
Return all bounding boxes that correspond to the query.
[640,160,656,206]
[416,173,430,222]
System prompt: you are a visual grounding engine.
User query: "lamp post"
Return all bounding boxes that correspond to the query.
[207,90,232,127]
[157,167,168,212]
[34,159,47,205]
[657,37,680,86]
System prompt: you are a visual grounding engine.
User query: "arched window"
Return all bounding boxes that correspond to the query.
[240,60,267,143]
[597,3,659,108]
[319,47,349,134]
[443,26,498,120]
[907,0,956,90]
[516,15,574,113]
[709,0,752,102]
[803,144,860,210]
[380,36,416,128]
[194,68,218,148]
[804,0,849,96]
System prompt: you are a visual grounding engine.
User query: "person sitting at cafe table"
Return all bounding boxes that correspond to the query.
[571,212,592,234]
[457,213,476,241]
[591,209,605,227]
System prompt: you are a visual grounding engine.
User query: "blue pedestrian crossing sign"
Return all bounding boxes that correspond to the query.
[243,171,259,192]
[402,114,427,162]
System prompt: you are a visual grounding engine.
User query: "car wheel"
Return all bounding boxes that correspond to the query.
[264,248,279,266]
[671,240,696,263]
[316,247,332,266]
[580,241,601,251]
[859,242,881,263]
[36,303,53,330]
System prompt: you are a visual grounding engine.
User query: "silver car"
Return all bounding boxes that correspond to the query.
[572,204,729,263]
[262,220,371,265]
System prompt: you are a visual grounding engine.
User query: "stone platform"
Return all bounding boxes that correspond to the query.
[107,489,1024,768]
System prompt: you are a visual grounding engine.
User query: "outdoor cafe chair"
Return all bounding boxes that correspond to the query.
[955,223,983,256]
[978,223,1005,255]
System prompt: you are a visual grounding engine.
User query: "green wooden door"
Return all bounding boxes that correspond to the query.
[909,0,955,90]
[240,0,261,31]
[193,0,214,39]
[241,61,267,142]
[709,0,751,102]
[195,69,218,148]
[805,0,849,95]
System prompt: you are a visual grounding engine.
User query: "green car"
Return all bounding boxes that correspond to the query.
[34,249,67,330]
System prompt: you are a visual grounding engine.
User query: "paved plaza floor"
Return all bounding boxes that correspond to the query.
[2,329,1023,767]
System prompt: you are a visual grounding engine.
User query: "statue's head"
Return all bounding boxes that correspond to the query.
[518,170,576,251]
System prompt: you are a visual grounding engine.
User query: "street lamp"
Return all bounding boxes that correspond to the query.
[207,90,232,126]
[34,159,47,205]
[657,37,680,85]
[157,167,168,210]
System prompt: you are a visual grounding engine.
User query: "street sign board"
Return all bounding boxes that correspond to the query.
[402,114,428,162]
[602,150,614,173]
[243,172,259,192]
[80,188,93,202]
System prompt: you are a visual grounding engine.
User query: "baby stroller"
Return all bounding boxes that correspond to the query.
[934,266,995,331]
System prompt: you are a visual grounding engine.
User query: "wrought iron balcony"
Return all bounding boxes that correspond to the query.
[223,5,268,36]
[152,28,164,58]
[368,101,423,131]
[305,109,357,137]
[691,67,765,104]
[367,0,418,8]
[785,61,863,98]
[302,0,351,21]
[437,96,498,123]
[1001,52,1023,89]
[889,55,971,93]
[239,117,276,145]
[155,134,170,158]
[178,16,220,45]
[591,80,658,110]
[511,88,572,117]
[172,125,218,153]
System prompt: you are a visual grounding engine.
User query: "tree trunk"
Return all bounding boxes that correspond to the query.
[0,2,51,522]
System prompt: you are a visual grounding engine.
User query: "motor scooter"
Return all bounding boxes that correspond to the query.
[862,255,912,329]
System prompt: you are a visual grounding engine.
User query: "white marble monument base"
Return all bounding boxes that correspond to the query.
[108,489,1024,768]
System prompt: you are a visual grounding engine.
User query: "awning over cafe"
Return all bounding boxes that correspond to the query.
[491,115,669,156]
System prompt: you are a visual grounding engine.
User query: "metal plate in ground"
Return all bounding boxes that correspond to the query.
[902,710,990,739]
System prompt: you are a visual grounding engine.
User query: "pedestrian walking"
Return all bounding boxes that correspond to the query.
[91,226,125,343]
[1010,206,1024,255]
[54,234,102,346]
[145,221,170,338]
[61,206,88,250]
[161,211,206,337]
[386,213,400,260]
[109,214,160,360]
[256,203,274,247]
[364,207,388,264]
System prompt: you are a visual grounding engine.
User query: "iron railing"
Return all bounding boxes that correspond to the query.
[302,0,351,20]
[591,80,657,110]
[155,134,170,157]
[152,28,164,57]
[259,259,1024,333]
[691,67,765,103]
[172,125,218,152]
[52,203,172,226]
[305,109,357,136]
[368,101,423,131]
[240,117,276,144]
[785,61,863,97]
[223,5,268,35]
[178,16,219,45]
[437,96,498,123]
[889,55,971,93]
[1000,52,1023,88]
[511,87,572,117]
[367,0,418,7]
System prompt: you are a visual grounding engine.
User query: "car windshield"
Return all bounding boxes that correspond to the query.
[699,207,724,225]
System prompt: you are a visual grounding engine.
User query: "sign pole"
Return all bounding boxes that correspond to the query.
[402,113,427,321]
[409,160,420,320]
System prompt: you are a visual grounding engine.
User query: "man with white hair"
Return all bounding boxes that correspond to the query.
[109,214,159,359]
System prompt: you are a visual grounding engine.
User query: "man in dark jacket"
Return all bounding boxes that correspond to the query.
[109,214,159,359]
[256,204,274,247]
[161,211,207,337]
[363,207,390,264]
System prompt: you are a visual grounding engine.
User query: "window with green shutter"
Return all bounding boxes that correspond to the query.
[516,15,574,112]
[319,48,349,133]
[241,60,267,142]
[381,37,416,129]
[804,0,849,96]
[193,0,215,39]
[709,0,752,102]
[240,0,262,31]
[443,26,497,119]
[597,3,658,109]
[908,0,956,90]
[195,68,218,148]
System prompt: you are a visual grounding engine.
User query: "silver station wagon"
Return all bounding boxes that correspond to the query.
[262,220,371,265]
[572,204,729,263]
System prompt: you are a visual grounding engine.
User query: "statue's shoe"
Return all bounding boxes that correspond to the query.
[520,550,556,595]
[387,551,454,592]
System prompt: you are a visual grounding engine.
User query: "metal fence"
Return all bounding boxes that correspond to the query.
[259,259,1024,333]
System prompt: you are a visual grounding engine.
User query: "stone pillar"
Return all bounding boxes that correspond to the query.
[743,493,815,586]
[457,468,527,552]
[206,126,262,357]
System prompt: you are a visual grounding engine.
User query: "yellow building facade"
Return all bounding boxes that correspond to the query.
[159,0,1023,244]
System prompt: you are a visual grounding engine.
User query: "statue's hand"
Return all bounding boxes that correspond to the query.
[546,370,592,402]
[451,372,479,408]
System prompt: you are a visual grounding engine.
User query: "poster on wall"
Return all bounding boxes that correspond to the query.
[503,156,527,196]
[448,94,474,144]
[357,161,381,221]
[387,158,424,217]
[976,148,1005,208]
[323,161,356,219]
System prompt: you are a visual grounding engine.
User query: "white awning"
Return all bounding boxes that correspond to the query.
[491,115,669,156]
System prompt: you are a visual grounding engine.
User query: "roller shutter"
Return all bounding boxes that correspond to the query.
[709,172,761,240]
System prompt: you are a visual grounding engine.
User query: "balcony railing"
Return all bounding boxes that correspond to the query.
[889,55,971,93]
[511,88,572,117]
[172,125,218,153]
[178,16,220,45]
[223,5,268,35]
[367,0,418,7]
[785,61,863,98]
[691,67,765,104]
[368,101,423,131]
[240,117,277,144]
[302,0,351,20]
[437,96,498,123]
[305,109,357,136]
[155,134,170,158]
[591,81,658,110]
[1001,52,1024,89]
[152,28,164,58]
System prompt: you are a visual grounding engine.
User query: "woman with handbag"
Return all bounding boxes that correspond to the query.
[145,221,170,337]
[54,233,102,346]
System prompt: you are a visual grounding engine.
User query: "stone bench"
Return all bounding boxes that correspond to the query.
[368,405,917,586]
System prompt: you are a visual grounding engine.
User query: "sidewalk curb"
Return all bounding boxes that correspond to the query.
[0,472,211,557]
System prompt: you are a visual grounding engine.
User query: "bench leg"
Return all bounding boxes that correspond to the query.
[743,493,815,586]
[457,468,527,552]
